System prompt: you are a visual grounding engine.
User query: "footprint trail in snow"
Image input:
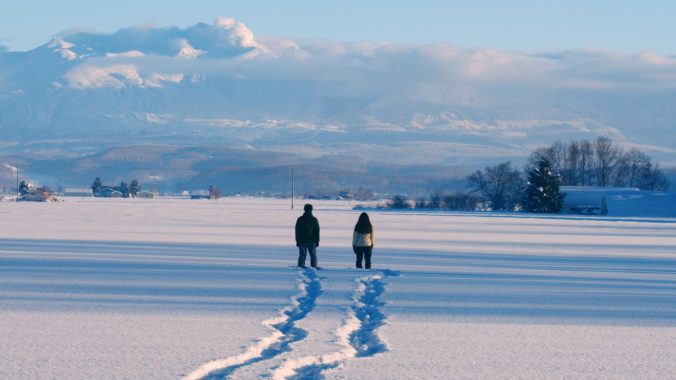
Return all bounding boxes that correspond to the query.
[273,269,400,380]
[184,268,321,380]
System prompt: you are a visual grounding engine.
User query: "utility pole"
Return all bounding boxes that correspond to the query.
[291,168,295,210]
[16,163,19,202]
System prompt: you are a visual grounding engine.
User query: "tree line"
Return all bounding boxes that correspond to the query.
[410,158,564,213]
[528,137,669,190]
[467,137,670,212]
[387,136,670,213]
[389,193,482,211]
[92,177,141,198]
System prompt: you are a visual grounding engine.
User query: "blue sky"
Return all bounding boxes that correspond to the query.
[1,0,675,53]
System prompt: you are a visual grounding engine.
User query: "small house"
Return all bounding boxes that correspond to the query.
[21,188,57,202]
[138,191,157,199]
[98,187,123,198]
[190,190,210,199]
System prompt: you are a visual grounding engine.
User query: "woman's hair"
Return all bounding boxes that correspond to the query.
[354,212,372,234]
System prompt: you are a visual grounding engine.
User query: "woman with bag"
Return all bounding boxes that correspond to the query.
[352,212,374,269]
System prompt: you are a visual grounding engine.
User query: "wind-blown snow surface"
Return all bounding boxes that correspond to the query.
[1,198,675,379]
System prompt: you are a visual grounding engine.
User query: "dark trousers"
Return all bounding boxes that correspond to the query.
[354,246,372,269]
[298,244,317,268]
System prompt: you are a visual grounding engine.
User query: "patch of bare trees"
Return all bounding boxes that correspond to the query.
[208,185,222,200]
[467,161,524,211]
[527,137,670,191]
[412,192,482,211]
[388,195,411,209]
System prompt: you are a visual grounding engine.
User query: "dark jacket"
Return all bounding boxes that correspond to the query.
[295,212,320,247]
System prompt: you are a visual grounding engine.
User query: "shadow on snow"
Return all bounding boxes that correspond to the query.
[289,270,400,380]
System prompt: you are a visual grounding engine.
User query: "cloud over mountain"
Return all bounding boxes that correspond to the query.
[41,19,676,96]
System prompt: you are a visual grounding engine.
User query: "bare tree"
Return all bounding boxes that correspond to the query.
[443,193,481,211]
[613,153,631,187]
[594,136,622,187]
[208,185,222,200]
[467,161,524,211]
[428,192,445,209]
[525,137,669,191]
[621,149,652,188]
[527,141,566,176]
[579,139,594,186]
[389,195,410,209]
[564,141,581,185]
[639,162,671,191]
[415,197,427,209]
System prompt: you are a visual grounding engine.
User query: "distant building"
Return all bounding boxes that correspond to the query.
[98,188,123,198]
[561,186,638,215]
[339,190,354,199]
[190,190,210,199]
[21,189,57,202]
[138,191,157,199]
[64,188,93,197]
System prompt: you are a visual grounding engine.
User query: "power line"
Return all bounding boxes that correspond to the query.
[291,168,294,210]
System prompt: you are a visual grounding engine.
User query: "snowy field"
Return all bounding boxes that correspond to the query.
[1,197,676,379]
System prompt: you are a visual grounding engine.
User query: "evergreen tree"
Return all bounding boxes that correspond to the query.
[389,195,410,209]
[524,158,565,213]
[91,177,102,194]
[119,181,130,198]
[129,179,141,197]
[19,180,31,196]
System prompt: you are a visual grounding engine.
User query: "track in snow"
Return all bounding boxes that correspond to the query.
[273,269,399,380]
[184,268,321,380]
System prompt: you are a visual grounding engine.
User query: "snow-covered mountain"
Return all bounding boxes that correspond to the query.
[1,18,676,190]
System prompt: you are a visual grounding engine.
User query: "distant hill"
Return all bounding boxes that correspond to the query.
[1,145,469,195]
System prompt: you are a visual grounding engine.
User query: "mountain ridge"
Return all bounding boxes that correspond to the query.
[1,18,676,192]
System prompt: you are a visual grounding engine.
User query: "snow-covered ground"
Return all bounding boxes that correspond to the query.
[1,197,676,379]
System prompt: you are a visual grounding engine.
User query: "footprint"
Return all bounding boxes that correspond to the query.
[273,270,399,380]
[184,268,322,380]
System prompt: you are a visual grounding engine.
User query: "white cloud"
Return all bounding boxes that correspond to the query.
[144,72,184,87]
[65,64,142,88]
[176,39,205,59]
[213,17,258,49]
[145,113,171,124]
[47,37,75,49]
[64,60,184,89]
[47,37,79,60]
[256,36,305,58]
[106,50,146,59]
[56,18,676,96]
[635,50,672,66]
[57,49,78,60]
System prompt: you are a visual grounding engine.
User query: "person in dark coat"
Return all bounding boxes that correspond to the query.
[295,203,320,268]
[352,212,374,269]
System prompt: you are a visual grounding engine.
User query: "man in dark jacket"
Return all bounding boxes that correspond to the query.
[295,203,320,268]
